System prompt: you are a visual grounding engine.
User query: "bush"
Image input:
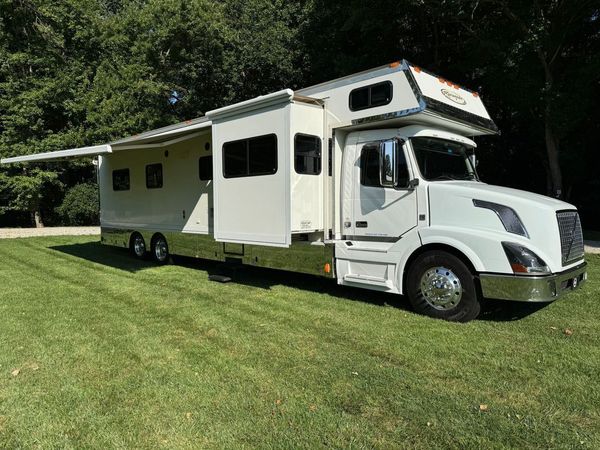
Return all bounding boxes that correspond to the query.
[56,183,99,225]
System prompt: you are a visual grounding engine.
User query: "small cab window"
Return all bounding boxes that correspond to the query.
[360,142,409,188]
[294,134,321,175]
[112,169,130,191]
[349,81,393,111]
[223,134,277,178]
[146,163,163,189]
[199,156,212,181]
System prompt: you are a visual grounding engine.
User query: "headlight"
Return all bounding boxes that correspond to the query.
[473,199,529,238]
[502,242,550,275]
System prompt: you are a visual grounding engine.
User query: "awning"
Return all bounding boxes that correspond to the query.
[0,116,212,164]
[1,144,112,164]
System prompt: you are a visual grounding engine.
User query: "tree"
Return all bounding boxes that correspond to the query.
[0,0,102,226]
[0,168,62,227]
[55,182,98,225]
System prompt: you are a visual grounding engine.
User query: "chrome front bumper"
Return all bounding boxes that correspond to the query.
[479,262,587,302]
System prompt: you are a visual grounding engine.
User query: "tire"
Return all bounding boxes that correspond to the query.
[406,250,481,322]
[130,233,147,259]
[151,234,170,264]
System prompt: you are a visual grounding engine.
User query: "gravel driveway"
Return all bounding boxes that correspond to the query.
[0,227,100,239]
[0,226,598,254]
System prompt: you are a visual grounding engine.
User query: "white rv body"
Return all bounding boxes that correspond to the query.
[1,60,586,321]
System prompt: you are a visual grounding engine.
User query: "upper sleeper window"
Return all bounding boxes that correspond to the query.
[349,81,393,111]
[294,134,321,175]
[112,169,130,191]
[199,156,213,181]
[223,134,277,178]
[146,163,163,189]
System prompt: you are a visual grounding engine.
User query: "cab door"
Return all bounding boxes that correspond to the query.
[351,139,417,239]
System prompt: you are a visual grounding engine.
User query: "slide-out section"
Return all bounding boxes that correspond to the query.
[208,90,325,248]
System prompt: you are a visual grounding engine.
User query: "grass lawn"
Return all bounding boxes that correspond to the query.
[0,236,599,448]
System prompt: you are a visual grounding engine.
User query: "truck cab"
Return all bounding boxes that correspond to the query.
[335,125,586,321]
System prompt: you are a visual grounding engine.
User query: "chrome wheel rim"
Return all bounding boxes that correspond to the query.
[420,266,462,310]
[133,236,145,257]
[155,239,168,262]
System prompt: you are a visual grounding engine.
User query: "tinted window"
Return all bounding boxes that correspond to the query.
[349,81,393,111]
[360,145,380,187]
[223,140,247,178]
[360,142,409,188]
[350,87,369,110]
[112,169,130,191]
[294,134,321,175]
[411,137,477,181]
[199,156,213,181]
[248,135,277,175]
[223,134,277,178]
[146,163,163,189]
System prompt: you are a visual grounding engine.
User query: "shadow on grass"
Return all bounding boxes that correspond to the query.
[50,241,542,322]
[50,241,157,272]
[479,299,549,321]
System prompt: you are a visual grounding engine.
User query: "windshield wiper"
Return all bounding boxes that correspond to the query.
[430,174,460,181]
[430,174,477,181]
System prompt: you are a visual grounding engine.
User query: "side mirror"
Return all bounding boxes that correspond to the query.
[469,153,479,168]
[379,140,397,188]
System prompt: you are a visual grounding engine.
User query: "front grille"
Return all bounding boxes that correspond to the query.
[557,211,584,265]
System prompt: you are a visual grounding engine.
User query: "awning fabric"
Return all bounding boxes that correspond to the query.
[0,117,212,164]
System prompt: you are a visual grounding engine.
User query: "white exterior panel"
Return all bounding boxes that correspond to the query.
[99,134,213,233]
[289,102,324,233]
[211,103,291,247]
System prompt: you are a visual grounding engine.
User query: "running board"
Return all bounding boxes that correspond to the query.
[342,274,394,289]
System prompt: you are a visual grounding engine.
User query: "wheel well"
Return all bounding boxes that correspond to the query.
[402,243,478,293]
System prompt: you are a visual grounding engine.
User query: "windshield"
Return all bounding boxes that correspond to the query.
[411,137,478,181]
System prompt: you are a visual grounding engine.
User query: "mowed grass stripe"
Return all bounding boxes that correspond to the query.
[0,236,599,448]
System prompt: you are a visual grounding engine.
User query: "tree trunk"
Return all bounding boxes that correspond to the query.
[32,210,44,228]
[544,119,563,199]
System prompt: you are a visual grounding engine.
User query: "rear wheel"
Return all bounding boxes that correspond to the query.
[151,234,170,264]
[130,233,146,259]
[406,250,481,322]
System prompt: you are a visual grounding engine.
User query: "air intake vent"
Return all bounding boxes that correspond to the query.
[557,211,584,266]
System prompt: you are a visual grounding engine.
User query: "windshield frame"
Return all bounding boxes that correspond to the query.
[408,136,479,182]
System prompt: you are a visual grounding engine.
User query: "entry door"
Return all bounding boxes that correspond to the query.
[351,141,417,239]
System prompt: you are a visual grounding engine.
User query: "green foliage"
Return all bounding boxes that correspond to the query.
[0,0,598,226]
[0,168,62,216]
[55,182,99,225]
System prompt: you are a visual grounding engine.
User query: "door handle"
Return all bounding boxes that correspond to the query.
[356,221,368,228]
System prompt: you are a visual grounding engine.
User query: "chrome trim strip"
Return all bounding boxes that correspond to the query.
[422,96,499,134]
[344,235,400,243]
[100,227,335,278]
[479,262,587,302]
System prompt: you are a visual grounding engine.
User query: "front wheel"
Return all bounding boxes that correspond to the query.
[406,250,481,322]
